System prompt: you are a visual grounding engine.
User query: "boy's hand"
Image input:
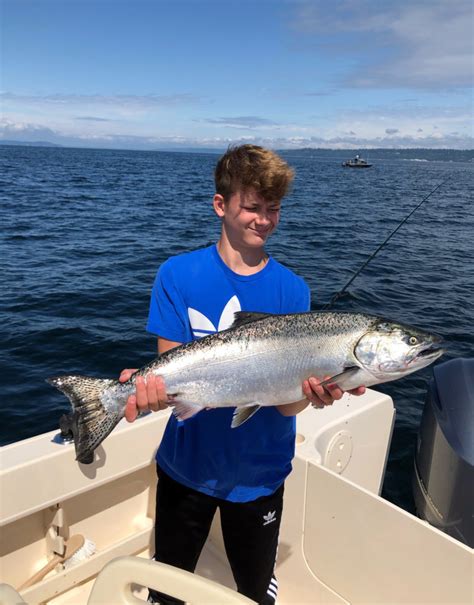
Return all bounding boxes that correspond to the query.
[303,376,366,408]
[119,369,169,422]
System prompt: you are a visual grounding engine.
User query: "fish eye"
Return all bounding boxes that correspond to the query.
[409,336,418,345]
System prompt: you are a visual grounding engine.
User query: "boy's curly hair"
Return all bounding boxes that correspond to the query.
[214,145,294,202]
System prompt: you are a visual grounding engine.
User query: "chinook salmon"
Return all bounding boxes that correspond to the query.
[48,311,443,464]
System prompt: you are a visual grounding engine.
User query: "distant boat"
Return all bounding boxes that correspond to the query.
[342,154,372,168]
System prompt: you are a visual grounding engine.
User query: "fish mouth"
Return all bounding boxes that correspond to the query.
[419,346,444,358]
[412,342,445,364]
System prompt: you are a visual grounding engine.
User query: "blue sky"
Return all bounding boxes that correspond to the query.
[2,0,473,150]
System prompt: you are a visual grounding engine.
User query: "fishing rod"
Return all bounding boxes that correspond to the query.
[322,177,450,311]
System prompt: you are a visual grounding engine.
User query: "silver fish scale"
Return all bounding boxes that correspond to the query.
[136,312,376,409]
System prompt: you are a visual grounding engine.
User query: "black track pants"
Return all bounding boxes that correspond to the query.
[148,465,283,605]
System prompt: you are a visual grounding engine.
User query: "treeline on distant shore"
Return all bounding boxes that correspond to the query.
[280,147,473,162]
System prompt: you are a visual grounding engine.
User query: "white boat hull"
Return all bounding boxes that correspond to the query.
[1,389,472,604]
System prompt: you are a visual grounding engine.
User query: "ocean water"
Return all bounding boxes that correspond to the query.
[1,145,473,512]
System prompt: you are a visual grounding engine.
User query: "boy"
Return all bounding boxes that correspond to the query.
[120,145,365,604]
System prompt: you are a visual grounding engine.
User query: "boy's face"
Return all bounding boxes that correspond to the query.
[214,189,281,249]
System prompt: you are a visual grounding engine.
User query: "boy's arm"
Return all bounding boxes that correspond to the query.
[158,337,182,355]
[120,337,182,422]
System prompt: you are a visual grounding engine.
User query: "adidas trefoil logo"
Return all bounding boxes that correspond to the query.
[263,510,277,526]
[188,295,241,339]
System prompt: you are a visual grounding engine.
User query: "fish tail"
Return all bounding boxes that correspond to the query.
[47,375,119,464]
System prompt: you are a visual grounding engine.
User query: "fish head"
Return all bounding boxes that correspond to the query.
[354,320,444,381]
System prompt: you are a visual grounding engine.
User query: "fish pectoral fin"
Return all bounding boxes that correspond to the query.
[171,401,202,422]
[318,366,362,390]
[231,404,261,428]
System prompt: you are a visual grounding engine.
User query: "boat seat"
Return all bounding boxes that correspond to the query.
[0,583,27,605]
[88,556,255,604]
[1,557,255,605]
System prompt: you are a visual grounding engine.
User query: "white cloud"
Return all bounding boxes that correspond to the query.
[0,118,59,141]
[0,92,204,137]
[75,116,112,122]
[0,92,200,109]
[330,102,472,143]
[291,0,473,89]
[201,116,280,129]
[1,118,472,150]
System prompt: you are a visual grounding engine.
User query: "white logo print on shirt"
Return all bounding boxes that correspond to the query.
[188,295,241,339]
[263,511,277,526]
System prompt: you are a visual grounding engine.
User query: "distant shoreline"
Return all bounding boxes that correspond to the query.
[0,140,472,160]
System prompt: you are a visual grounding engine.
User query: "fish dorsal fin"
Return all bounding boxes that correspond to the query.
[231,404,261,428]
[230,312,270,329]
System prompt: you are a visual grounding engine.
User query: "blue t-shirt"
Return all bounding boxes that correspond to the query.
[147,244,310,502]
